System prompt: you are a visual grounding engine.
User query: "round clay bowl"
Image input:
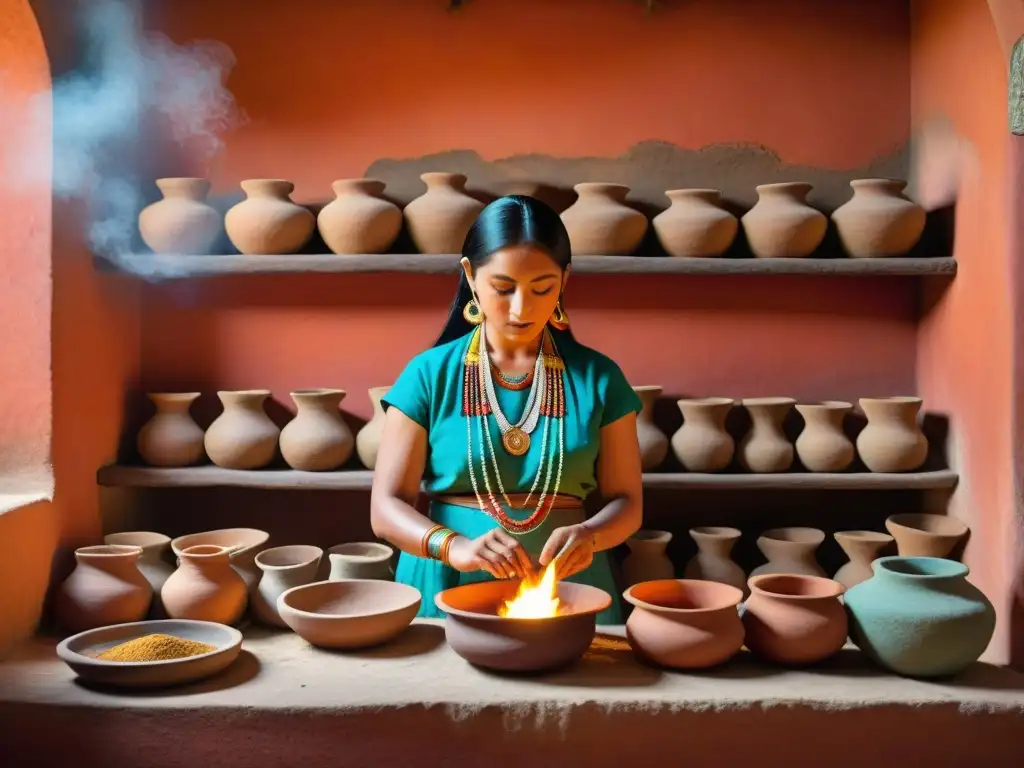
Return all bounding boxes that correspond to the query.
[277,579,421,649]
[885,513,968,558]
[171,528,270,561]
[623,579,745,669]
[435,580,612,673]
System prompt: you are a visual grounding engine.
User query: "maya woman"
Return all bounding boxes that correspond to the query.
[370,194,643,623]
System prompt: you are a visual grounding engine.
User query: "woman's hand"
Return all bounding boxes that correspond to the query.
[539,524,595,581]
[446,529,535,580]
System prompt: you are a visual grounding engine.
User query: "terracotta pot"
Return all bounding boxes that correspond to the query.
[751,527,826,578]
[327,542,395,581]
[204,390,280,470]
[224,179,315,255]
[683,526,747,596]
[742,573,847,665]
[884,513,968,559]
[138,177,222,255]
[170,528,270,594]
[741,182,827,258]
[738,397,795,473]
[845,556,996,677]
[104,532,175,618]
[162,545,248,625]
[633,386,668,471]
[652,189,738,257]
[252,545,323,628]
[833,530,894,589]
[856,397,928,472]
[671,398,735,472]
[136,392,206,467]
[795,401,854,472]
[622,530,674,586]
[356,386,390,469]
[560,183,648,256]
[403,172,483,254]
[56,545,153,633]
[279,388,354,471]
[317,179,402,255]
[624,579,745,669]
[832,179,926,258]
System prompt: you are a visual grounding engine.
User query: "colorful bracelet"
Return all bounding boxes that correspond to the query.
[439,530,458,567]
[425,526,457,561]
[421,524,444,558]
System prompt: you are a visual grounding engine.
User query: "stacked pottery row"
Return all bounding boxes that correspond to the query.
[137,386,391,471]
[633,387,930,473]
[138,174,925,259]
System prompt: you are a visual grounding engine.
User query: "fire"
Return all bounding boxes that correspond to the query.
[498,563,563,619]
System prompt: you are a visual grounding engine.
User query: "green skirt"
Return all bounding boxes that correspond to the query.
[396,500,623,625]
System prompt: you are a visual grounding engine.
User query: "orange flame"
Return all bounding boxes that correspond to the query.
[498,563,562,618]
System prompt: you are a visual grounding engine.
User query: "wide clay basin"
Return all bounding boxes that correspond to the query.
[435,580,611,673]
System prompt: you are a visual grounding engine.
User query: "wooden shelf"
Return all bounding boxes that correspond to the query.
[97,253,958,282]
[96,465,959,491]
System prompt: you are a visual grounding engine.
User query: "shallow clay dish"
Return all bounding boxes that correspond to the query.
[277,579,421,649]
[56,619,242,688]
[170,527,269,560]
[435,580,612,673]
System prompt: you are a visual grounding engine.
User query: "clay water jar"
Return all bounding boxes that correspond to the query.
[683,526,747,595]
[671,397,735,472]
[633,386,668,471]
[328,542,395,581]
[652,188,738,257]
[751,527,826,578]
[624,579,745,669]
[795,401,854,473]
[162,545,248,625]
[104,532,175,617]
[622,530,675,586]
[279,389,354,471]
[252,545,323,628]
[204,390,280,470]
[741,182,827,258]
[856,397,929,472]
[136,392,205,467]
[560,183,648,256]
[56,545,153,633]
[355,386,390,470]
[138,177,222,255]
[831,179,926,258]
[742,574,847,665]
[738,397,795,473]
[224,179,315,254]
[170,527,270,593]
[884,513,968,559]
[833,530,894,589]
[317,179,402,254]
[403,172,483,254]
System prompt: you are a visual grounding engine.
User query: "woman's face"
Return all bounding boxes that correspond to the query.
[463,245,568,342]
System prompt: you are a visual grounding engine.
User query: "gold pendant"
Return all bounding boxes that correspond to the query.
[502,427,530,456]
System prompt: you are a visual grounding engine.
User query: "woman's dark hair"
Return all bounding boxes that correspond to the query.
[433,195,573,347]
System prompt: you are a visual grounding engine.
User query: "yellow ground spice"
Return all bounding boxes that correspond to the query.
[97,633,216,662]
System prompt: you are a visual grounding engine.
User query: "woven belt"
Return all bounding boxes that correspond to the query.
[434,493,584,510]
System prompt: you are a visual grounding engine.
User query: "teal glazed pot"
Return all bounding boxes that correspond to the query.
[844,556,995,678]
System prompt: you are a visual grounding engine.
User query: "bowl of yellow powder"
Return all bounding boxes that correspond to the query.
[56,619,242,688]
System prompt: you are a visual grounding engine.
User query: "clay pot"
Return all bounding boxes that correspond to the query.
[856,397,928,472]
[832,179,926,258]
[136,392,206,467]
[162,545,248,625]
[652,189,738,257]
[204,390,280,470]
[742,574,847,665]
[741,182,827,258]
[403,172,483,254]
[671,398,735,472]
[56,545,153,633]
[328,543,395,581]
[224,179,315,255]
[317,179,402,255]
[622,530,675,586]
[279,389,354,471]
[355,386,390,469]
[633,386,668,471]
[751,527,826,578]
[138,177,222,255]
[884,513,968,559]
[845,556,996,677]
[738,397,795,473]
[624,580,745,669]
[104,532,175,618]
[833,530,894,589]
[683,526,747,595]
[170,528,270,594]
[252,545,323,628]
[795,401,854,473]
[560,183,648,256]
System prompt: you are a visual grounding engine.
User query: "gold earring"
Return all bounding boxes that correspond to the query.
[463,298,483,325]
[549,301,569,330]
